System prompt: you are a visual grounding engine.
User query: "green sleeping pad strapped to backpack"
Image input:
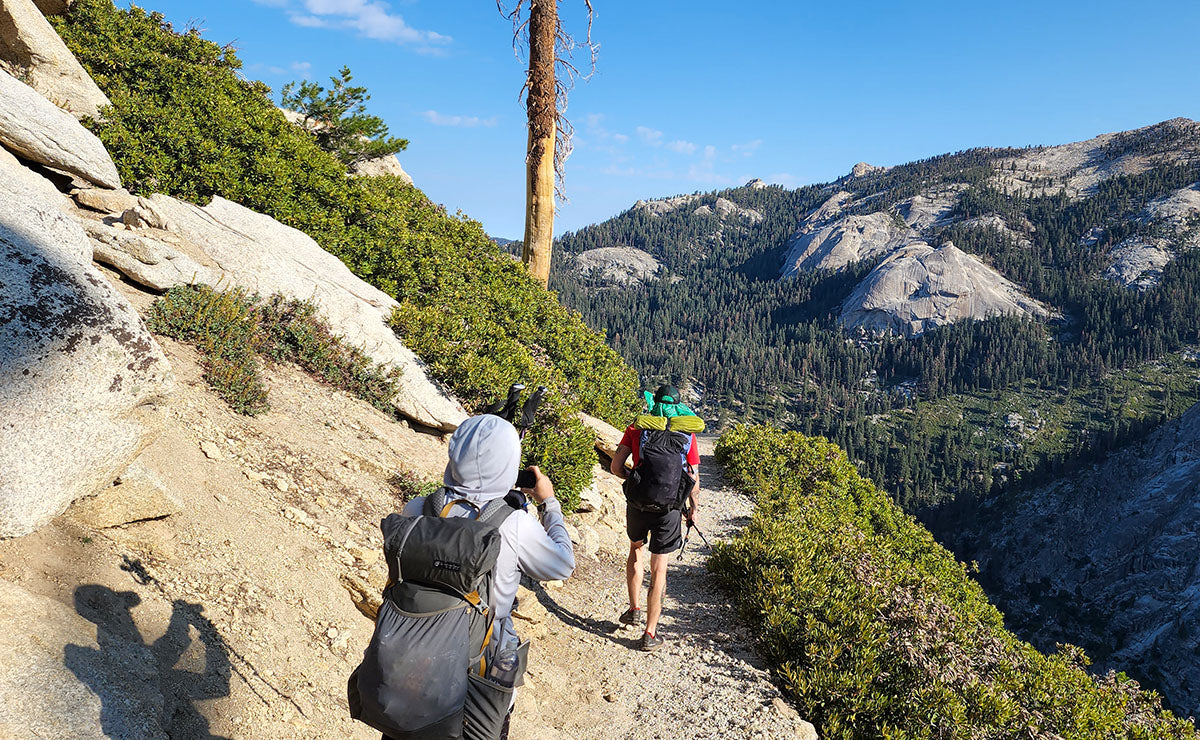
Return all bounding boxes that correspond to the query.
[633,414,705,434]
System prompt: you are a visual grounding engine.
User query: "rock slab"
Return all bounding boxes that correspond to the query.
[0,0,110,118]
[839,242,1049,336]
[783,212,915,275]
[0,68,121,187]
[0,151,171,538]
[575,246,661,285]
[136,194,467,431]
[67,460,182,528]
[350,153,414,184]
[82,217,220,292]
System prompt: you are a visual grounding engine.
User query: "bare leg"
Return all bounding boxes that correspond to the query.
[645,552,670,635]
[626,541,645,610]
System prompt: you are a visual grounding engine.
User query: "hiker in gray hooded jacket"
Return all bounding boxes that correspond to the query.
[402,413,575,675]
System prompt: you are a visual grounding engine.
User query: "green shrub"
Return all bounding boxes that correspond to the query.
[55,0,641,507]
[257,295,398,412]
[145,286,268,414]
[711,425,1198,739]
[388,469,442,503]
[147,285,399,415]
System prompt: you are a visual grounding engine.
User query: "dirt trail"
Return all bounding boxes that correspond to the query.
[510,438,815,740]
[0,274,813,738]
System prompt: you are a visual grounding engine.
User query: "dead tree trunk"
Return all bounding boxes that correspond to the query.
[522,0,557,287]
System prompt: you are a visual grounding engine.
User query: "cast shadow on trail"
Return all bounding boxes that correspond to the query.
[65,583,233,740]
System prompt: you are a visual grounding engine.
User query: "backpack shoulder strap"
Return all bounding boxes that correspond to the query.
[423,487,450,517]
[424,488,483,519]
[478,497,519,529]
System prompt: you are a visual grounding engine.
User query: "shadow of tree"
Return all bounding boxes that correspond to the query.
[66,584,233,740]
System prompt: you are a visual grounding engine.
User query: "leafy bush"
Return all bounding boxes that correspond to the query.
[388,469,442,503]
[147,285,399,415]
[55,0,640,506]
[711,425,1198,739]
[145,286,268,414]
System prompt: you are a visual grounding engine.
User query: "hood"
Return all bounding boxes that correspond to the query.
[443,414,521,504]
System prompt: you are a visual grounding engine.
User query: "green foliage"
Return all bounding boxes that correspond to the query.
[711,425,1198,739]
[256,295,400,412]
[145,286,269,414]
[56,0,639,506]
[281,66,408,166]
[388,469,442,503]
[147,285,399,415]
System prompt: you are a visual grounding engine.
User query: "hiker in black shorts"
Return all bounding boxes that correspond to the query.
[609,385,701,651]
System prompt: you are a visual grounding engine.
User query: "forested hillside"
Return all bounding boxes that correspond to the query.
[553,120,1200,510]
[712,425,1197,739]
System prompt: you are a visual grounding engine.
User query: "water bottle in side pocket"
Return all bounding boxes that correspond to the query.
[488,638,520,687]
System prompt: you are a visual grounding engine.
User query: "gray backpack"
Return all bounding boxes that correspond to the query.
[348,489,529,739]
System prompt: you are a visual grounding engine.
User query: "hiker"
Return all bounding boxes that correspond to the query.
[610,384,703,651]
[349,412,575,740]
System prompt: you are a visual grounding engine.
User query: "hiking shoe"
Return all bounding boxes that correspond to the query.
[639,631,664,652]
[619,607,644,626]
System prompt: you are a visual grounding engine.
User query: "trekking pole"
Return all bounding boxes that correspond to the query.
[678,516,713,561]
[483,383,524,419]
[517,386,547,441]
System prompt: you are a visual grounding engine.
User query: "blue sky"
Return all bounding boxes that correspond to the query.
[146,0,1200,239]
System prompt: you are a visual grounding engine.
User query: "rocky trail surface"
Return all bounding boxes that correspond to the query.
[0,299,813,738]
[510,438,816,740]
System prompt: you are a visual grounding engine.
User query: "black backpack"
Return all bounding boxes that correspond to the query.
[348,489,528,740]
[623,422,696,513]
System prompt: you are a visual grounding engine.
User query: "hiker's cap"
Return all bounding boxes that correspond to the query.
[653,384,680,404]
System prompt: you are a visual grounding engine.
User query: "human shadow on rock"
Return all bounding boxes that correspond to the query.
[65,584,233,740]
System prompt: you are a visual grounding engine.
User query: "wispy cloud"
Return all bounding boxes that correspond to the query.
[732,139,763,157]
[585,113,769,186]
[422,110,498,128]
[665,139,696,155]
[636,126,664,146]
[687,147,734,185]
[255,0,451,49]
[245,60,313,78]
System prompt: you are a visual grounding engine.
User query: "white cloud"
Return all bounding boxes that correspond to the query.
[732,139,762,157]
[263,0,451,48]
[636,126,663,146]
[245,60,313,78]
[665,139,696,155]
[422,110,498,128]
[612,133,629,144]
